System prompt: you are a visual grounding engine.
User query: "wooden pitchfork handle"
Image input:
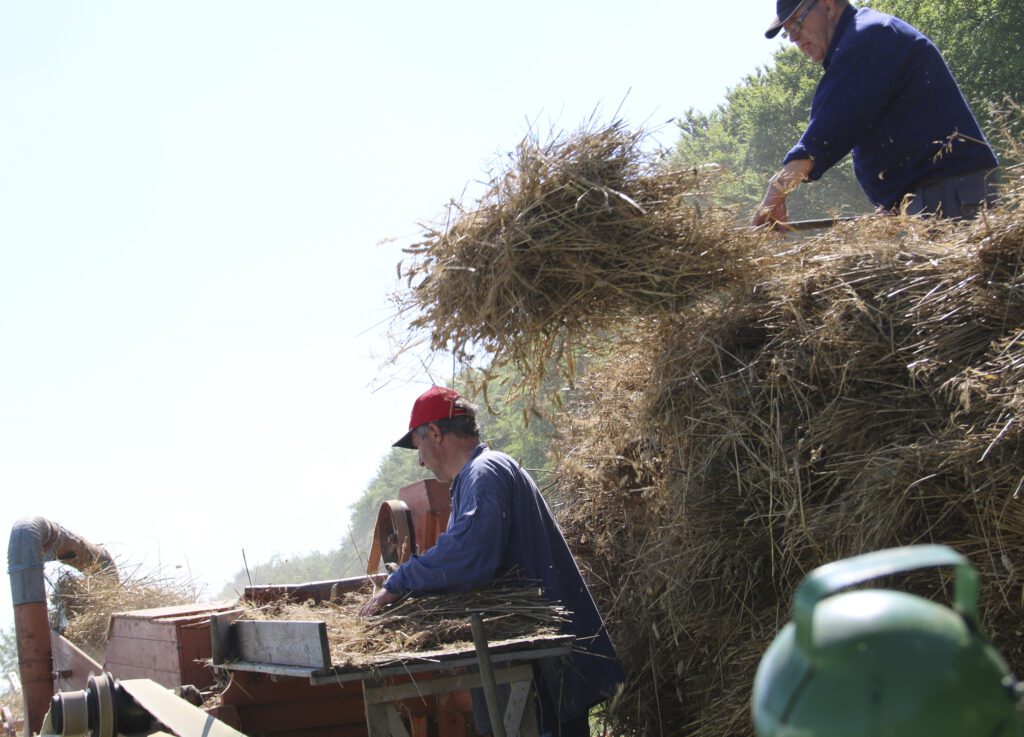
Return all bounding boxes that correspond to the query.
[777,216,862,231]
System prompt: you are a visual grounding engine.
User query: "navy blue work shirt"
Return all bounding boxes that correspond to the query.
[784,6,997,209]
[385,444,624,725]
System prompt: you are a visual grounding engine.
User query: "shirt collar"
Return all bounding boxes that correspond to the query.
[450,443,489,493]
[823,4,857,69]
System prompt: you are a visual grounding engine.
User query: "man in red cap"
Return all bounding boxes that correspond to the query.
[359,386,623,737]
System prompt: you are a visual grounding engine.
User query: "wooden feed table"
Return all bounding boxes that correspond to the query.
[211,613,572,737]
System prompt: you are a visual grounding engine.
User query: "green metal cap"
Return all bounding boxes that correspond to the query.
[752,545,1023,737]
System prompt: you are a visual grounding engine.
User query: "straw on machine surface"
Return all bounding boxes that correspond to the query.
[239,584,568,670]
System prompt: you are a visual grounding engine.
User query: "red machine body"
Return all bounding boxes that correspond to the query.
[8,481,473,737]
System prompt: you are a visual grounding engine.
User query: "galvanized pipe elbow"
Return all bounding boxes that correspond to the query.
[9,516,58,606]
[8,517,118,735]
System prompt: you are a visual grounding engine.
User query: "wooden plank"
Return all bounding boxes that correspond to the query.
[386,705,412,737]
[219,668,361,702]
[113,601,237,622]
[106,662,183,685]
[50,632,101,693]
[219,660,325,679]
[178,623,216,688]
[362,665,533,705]
[503,680,532,737]
[519,694,539,737]
[210,609,245,665]
[310,645,572,685]
[108,617,179,643]
[360,634,573,664]
[104,636,183,676]
[365,702,392,737]
[233,620,331,670]
[108,603,238,645]
[244,574,385,605]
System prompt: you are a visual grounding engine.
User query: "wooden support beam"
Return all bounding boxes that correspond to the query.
[362,665,538,737]
[362,665,533,705]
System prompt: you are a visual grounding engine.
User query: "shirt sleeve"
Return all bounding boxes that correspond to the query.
[385,459,512,595]
[785,20,915,180]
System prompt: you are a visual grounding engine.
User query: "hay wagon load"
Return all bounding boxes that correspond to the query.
[396,120,1024,735]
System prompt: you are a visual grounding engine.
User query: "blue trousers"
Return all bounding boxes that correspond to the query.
[902,168,1000,220]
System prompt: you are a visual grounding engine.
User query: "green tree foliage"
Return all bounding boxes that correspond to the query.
[672,0,1024,218]
[476,391,556,478]
[345,447,428,564]
[674,49,866,219]
[218,448,426,597]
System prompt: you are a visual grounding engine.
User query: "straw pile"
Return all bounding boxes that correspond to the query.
[53,564,199,662]
[393,120,768,408]
[556,204,1024,734]
[239,584,568,670]
[392,116,1024,734]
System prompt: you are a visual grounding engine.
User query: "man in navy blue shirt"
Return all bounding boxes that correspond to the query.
[753,0,999,226]
[359,386,623,737]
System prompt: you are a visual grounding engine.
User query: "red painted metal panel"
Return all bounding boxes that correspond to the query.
[218,672,367,735]
[178,624,217,688]
[244,575,383,606]
[399,479,452,554]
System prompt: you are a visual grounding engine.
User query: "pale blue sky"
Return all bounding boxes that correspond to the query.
[0,2,785,626]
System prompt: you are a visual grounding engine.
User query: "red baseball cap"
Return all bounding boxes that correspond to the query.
[393,386,470,449]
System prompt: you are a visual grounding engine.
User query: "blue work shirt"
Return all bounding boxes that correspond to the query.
[385,444,624,725]
[784,6,997,209]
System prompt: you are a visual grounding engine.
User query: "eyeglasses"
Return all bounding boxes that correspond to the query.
[781,0,818,40]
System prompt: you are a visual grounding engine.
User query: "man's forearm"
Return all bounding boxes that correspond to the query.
[772,158,814,197]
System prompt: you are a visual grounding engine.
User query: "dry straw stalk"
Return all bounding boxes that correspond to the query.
[393,112,1024,734]
[238,584,568,671]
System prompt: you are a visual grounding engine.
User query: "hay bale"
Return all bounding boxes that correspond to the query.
[556,203,1024,735]
[393,120,767,409]
[395,114,1024,734]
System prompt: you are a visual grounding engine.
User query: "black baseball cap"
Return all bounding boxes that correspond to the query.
[765,0,804,38]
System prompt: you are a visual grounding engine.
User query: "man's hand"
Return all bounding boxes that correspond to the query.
[358,587,401,617]
[753,158,815,230]
[753,190,789,229]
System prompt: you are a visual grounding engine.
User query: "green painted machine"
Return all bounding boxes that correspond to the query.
[753,545,1024,736]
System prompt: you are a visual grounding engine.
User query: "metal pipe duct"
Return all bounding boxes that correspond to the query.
[8,517,117,735]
